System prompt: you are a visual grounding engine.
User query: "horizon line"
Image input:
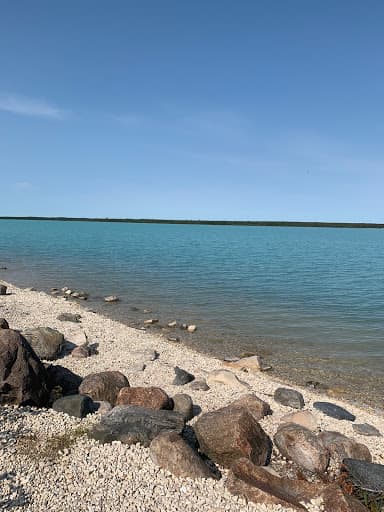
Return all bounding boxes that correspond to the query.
[0,216,383,228]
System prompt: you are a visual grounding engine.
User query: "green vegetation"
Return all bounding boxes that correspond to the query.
[0,216,383,228]
[17,425,89,461]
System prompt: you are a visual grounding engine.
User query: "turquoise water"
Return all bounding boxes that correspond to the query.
[1,220,383,403]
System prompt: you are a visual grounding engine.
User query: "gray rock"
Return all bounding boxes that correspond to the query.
[0,329,50,407]
[274,388,304,409]
[167,336,180,343]
[104,295,119,303]
[172,366,194,385]
[352,423,382,437]
[93,401,113,415]
[0,318,9,329]
[22,327,64,361]
[274,424,329,473]
[79,371,129,406]
[150,431,218,479]
[0,285,7,295]
[313,401,356,421]
[52,394,94,418]
[57,313,82,323]
[172,394,194,421]
[90,405,185,446]
[189,380,209,391]
[343,458,384,493]
[71,345,91,358]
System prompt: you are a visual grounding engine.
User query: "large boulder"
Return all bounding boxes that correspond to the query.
[0,329,49,406]
[227,458,365,512]
[22,327,64,360]
[79,371,129,406]
[115,386,172,410]
[194,405,271,468]
[45,364,83,396]
[274,423,329,473]
[150,431,218,479]
[90,405,185,446]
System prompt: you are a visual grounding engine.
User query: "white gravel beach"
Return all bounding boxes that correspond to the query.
[1,281,383,512]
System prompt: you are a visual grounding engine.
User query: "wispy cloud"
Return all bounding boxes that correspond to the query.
[0,93,68,120]
[14,181,32,190]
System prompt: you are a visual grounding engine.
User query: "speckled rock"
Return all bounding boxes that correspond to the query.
[229,394,272,421]
[319,431,372,463]
[274,424,329,473]
[150,431,218,479]
[115,386,172,410]
[274,388,304,409]
[194,405,271,468]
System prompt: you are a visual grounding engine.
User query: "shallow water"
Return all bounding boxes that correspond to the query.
[1,220,383,404]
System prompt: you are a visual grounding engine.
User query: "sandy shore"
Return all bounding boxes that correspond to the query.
[1,281,384,511]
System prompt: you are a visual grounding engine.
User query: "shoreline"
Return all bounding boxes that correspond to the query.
[1,280,384,511]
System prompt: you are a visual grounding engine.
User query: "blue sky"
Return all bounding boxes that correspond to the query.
[0,1,383,221]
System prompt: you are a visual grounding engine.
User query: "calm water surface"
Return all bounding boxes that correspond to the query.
[1,220,383,405]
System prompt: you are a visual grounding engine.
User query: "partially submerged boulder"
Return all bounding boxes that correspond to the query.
[22,327,64,360]
[0,329,49,406]
[79,371,129,406]
[194,405,271,468]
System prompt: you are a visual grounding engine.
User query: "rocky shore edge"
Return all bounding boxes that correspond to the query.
[1,280,384,512]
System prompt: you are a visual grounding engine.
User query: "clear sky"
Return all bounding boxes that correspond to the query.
[0,1,383,221]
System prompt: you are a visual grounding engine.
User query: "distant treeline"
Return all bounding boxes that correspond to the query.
[0,216,383,228]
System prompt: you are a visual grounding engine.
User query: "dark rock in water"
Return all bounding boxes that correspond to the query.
[319,431,372,463]
[274,388,304,409]
[167,336,180,343]
[314,401,356,421]
[343,458,384,493]
[0,266,7,270]
[189,380,209,391]
[129,306,139,311]
[0,285,7,295]
[57,313,82,323]
[52,394,94,418]
[305,380,327,390]
[172,366,194,385]
[0,329,49,407]
[0,318,9,329]
[22,327,64,360]
[46,364,83,396]
[352,423,382,437]
[172,393,194,421]
[274,424,329,474]
[90,405,185,446]
[150,431,218,479]
[79,371,129,406]
[194,405,271,468]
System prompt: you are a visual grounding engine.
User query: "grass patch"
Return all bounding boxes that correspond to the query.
[17,425,90,461]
